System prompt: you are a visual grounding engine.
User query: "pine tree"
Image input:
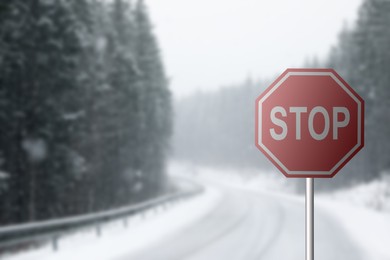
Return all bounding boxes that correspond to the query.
[100,0,141,207]
[134,0,172,198]
[0,0,86,222]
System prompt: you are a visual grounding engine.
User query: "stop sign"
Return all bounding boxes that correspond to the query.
[255,68,364,178]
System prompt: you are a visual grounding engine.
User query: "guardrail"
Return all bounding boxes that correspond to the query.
[0,180,203,251]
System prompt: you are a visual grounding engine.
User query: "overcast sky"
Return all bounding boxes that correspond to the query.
[147,0,363,98]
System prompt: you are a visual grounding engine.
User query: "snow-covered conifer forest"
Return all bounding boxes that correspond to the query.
[0,0,171,225]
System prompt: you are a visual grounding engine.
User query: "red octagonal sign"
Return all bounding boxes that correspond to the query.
[255,69,364,178]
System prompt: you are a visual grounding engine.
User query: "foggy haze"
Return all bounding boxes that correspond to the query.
[148,0,363,97]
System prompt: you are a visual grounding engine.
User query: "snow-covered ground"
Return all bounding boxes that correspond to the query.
[171,161,390,260]
[318,197,390,259]
[317,176,390,260]
[323,176,390,212]
[3,185,222,260]
[4,161,390,260]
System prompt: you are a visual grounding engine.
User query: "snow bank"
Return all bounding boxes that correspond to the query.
[316,177,390,259]
[317,198,390,260]
[323,176,390,212]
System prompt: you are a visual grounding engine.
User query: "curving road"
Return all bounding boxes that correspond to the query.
[115,184,366,260]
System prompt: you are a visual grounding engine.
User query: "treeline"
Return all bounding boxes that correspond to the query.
[0,0,171,225]
[173,80,269,170]
[174,0,390,188]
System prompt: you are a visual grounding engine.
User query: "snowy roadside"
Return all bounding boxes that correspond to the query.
[264,189,390,260]
[3,185,221,260]
[317,197,390,260]
[316,177,390,260]
[322,177,390,211]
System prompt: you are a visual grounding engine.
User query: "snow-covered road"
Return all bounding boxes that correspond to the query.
[115,183,366,260]
[7,175,389,260]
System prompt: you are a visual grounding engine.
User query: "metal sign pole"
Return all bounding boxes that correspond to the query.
[306,178,314,260]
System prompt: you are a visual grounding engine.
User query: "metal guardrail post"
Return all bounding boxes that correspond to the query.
[52,235,59,251]
[96,224,101,237]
